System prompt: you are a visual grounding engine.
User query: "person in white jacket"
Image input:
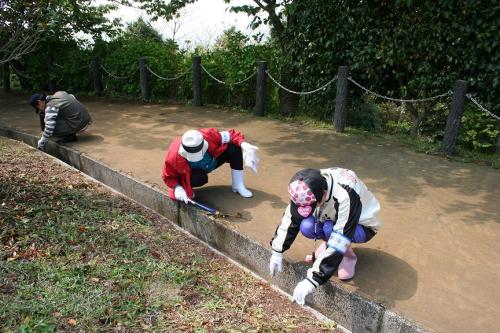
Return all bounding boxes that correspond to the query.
[269,168,382,305]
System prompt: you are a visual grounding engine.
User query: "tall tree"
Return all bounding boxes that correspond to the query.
[0,0,119,64]
[125,17,164,43]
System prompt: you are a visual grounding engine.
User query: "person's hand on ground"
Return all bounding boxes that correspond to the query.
[174,185,189,204]
[292,279,316,305]
[241,142,260,173]
[37,138,46,150]
[269,251,283,277]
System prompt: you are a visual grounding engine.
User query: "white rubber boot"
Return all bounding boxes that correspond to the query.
[231,169,253,198]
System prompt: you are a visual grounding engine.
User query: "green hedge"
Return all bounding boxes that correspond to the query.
[11,7,499,154]
[286,0,499,152]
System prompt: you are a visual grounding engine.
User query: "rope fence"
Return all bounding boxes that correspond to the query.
[100,65,129,80]
[53,62,89,71]
[266,70,338,95]
[145,65,189,81]
[4,55,498,154]
[201,64,256,85]
[466,94,500,121]
[348,77,453,103]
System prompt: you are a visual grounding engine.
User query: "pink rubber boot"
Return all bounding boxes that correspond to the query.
[305,241,327,264]
[337,246,357,280]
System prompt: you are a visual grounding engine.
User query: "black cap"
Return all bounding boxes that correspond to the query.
[288,168,327,219]
[28,93,46,111]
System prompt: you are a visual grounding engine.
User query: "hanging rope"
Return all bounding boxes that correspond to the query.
[466,94,500,120]
[201,64,256,85]
[145,65,189,81]
[54,62,90,71]
[266,71,337,95]
[100,65,129,80]
[348,77,452,103]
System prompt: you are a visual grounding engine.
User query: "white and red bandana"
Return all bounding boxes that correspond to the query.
[288,180,316,206]
[288,180,317,206]
[288,180,317,218]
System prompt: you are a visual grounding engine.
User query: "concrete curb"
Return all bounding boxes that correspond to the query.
[0,126,432,333]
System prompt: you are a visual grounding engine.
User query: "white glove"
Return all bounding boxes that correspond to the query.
[241,141,259,174]
[292,279,317,305]
[269,251,283,277]
[174,185,189,204]
[37,138,47,150]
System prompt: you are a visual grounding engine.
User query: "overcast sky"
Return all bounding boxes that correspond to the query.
[94,0,269,48]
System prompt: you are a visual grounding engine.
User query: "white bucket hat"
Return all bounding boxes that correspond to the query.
[178,130,208,162]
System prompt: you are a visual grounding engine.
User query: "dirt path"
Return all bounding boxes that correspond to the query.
[1,93,499,333]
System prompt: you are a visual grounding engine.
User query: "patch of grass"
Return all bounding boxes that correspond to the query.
[453,146,500,169]
[270,112,334,130]
[390,133,500,168]
[0,138,338,332]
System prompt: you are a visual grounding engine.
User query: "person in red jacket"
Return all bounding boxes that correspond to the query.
[162,128,259,202]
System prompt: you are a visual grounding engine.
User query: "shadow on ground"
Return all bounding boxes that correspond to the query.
[353,248,418,308]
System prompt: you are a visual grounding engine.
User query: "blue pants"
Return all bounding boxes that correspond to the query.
[299,217,375,243]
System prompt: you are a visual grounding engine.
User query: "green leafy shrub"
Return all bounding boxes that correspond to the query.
[288,0,499,119]
[458,107,499,153]
[419,102,448,142]
[95,36,184,98]
[195,28,277,110]
[347,101,382,132]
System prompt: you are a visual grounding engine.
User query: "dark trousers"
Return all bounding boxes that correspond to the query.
[191,143,243,187]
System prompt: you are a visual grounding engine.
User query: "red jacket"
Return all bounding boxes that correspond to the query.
[162,128,246,200]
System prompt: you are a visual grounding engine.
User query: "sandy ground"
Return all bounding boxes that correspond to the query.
[1,93,499,333]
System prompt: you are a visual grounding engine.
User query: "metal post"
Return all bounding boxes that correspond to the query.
[255,61,267,117]
[91,57,103,95]
[139,57,150,100]
[47,53,55,92]
[193,56,202,106]
[333,66,349,132]
[443,80,469,155]
[3,62,10,93]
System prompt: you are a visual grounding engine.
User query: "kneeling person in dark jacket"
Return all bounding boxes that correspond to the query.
[29,91,92,150]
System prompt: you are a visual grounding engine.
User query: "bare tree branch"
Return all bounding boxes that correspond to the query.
[0,29,44,64]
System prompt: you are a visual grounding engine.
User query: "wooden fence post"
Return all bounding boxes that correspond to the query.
[443,80,469,155]
[91,57,103,96]
[193,56,202,106]
[333,66,349,132]
[255,61,267,117]
[47,53,55,92]
[139,57,150,100]
[3,62,10,93]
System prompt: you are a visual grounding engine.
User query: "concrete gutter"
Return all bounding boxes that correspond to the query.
[0,126,432,333]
